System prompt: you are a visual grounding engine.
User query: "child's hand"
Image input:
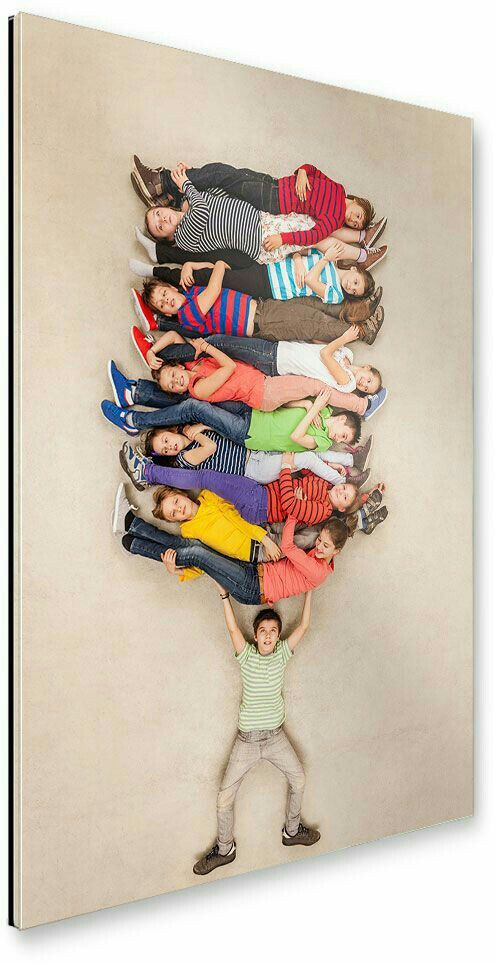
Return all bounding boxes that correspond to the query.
[293,255,307,289]
[295,168,310,202]
[322,240,346,262]
[215,260,231,271]
[180,262,195,287]
[314,387,334,410]
[374,482,386,493]
[183,423,208,441]
[175,161,191,175]
[191,337,209,358]
[311,412,323,430]
[345,325,361,343]
[161,549,178,574]
[294,487,308,501]
[282,452,295,470]
[146,349,163,371]
[262,536,282,561]
[263,234,283,252]
[170,166,189,192]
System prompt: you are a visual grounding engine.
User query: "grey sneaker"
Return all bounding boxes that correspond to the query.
[193,842,236,876]
[347,467,370,488]
[120,441,150,492]
[282,823,321,847]
[112,482,138,535]
[352,435,373,473]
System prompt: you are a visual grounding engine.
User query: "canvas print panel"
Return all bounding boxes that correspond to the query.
[11,13,472,927]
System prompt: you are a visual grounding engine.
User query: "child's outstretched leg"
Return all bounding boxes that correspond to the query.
[143,464,268,524]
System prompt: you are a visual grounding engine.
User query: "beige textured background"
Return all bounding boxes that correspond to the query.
[14,13,472,928]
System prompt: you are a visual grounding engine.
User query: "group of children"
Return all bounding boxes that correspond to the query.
[102,156,390,876]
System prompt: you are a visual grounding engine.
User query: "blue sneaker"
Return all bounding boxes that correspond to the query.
[101,400,139,436]
[108,360,135,408]
[364,387,388,420]
[119,441,150,492]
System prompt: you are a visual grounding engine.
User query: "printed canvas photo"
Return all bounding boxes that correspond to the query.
[9,12,473,927]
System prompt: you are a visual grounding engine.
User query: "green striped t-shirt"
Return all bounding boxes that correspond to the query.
[236,640,292,732]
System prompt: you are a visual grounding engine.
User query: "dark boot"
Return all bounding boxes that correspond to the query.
[193,842,236,876]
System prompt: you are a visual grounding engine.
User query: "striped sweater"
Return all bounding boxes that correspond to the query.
[265,467,332,526]
[177,285,253,337]
[174,431,247,476]
[175,180,261,259]
[277,163,347,246]
[236,639,292,732]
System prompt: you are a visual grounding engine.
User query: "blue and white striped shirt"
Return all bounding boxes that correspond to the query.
[266,250,344,303]
[174,430,247,476]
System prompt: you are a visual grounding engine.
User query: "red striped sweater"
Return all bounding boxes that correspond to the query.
[265,467,332,526]
[277,163,347,246]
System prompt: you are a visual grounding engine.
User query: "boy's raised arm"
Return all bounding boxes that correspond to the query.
[287,592,313,651]
[196,261,229,315]
[219,592,246,654]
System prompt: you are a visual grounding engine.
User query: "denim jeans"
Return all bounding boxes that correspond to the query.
[130,394,252,440]
[144,464,268,524]
[160,162,281,214]
[217,727,305,853]
[133,378,250,417]
[127,516,262,605]
[204,335,279,376]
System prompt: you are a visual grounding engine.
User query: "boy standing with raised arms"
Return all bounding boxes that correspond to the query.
[193,591,320,876]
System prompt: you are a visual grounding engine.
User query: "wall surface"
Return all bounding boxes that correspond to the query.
[14,11,472,928]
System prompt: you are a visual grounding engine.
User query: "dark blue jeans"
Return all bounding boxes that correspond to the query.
[204,336,279,377]
[133,378,250,416]
[127,516,262,605]
[159,163,281,213]
[129,396,251,441]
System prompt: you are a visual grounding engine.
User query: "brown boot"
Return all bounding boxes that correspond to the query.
[364,216,387,247]
[361,306,385,346]
[133,155,163,204]
[361,244,388,270]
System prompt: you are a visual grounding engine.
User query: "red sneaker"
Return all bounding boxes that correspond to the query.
[131,287,158,331]
[131,325,155,369]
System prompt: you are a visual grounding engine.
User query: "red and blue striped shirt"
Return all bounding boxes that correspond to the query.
[177,285,253,337]
[277,163,347,246]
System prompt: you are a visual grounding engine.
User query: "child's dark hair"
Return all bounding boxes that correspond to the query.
[346,194,376,228]
[320,517,349,552]
[140,427,179,460]
[151,363,181,385]
[253,608,282,637]
[342,411,362,444]
[337,263,375,301]
[142,276,168,309]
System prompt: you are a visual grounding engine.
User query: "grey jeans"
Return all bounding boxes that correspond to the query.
[217,726,305,853]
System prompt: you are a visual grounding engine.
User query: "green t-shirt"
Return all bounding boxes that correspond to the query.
[236,639,293,732]
[246,405,334,452]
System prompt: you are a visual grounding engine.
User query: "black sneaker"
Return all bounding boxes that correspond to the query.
[193,842,236,876]
[362,505,388,534]
[282,823,321,847]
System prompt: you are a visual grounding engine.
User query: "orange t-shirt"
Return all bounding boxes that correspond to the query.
[186,357,265,408]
